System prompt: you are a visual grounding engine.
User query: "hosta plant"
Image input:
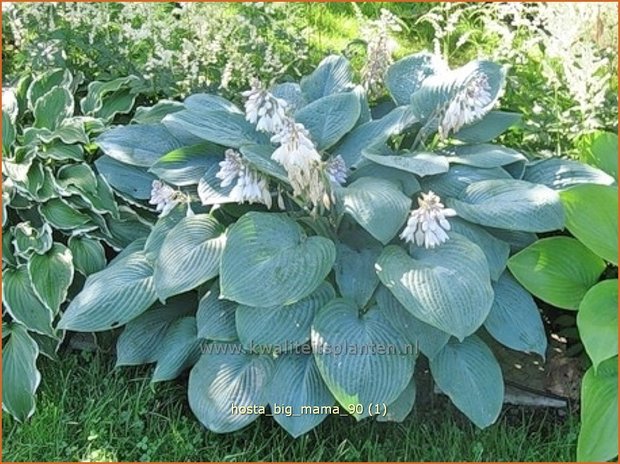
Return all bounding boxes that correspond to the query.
[509,132,618,462]
[2,69,152,421]
[59,53,612,437]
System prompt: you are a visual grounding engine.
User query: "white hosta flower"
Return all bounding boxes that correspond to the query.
[216,149,244,187]
[270,121,321,170]
[229,167,272,209]
[326,155,348,185]
[149,180,186,217]
[400,191,457,249]
[242,78,288,134]
[439,72,494,139]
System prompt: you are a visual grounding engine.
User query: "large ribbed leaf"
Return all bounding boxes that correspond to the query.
[265,353,335,437]
[484,272,547,357]
[523,158,614,191]
[184,93,243,114]
[430,336,504,428]
[577,280,618,369]
[116,294,197,366]
[311,299,415,419]
[27,243,74,314]
[152,316,201,382]
[154,215,226,301]
[295,91,360,150]
[447,179,565,232]
[560,184,618,264]
[444,144,527,173]
[376,376,416,423]
[271,83,306,111]
[188,346,275,433]
[220,213,335,307]
[341,177,411,245]
[363,151,449,177]
[376,285,449,359]
[454,111,522,144]
[2,324,41,422]
[376,234,494,340]
[421,165,511,198]
[300,55,353,102]
[239,145,289,183]
[385,52,448,105]
[143,205,187,259]
[95,155,157,200]
[3,266,54,336]
[349,163,421,196]
[68,236,106,276]
[508,237,606,310]
[58,252,157,331]
[236,282,335,352]
[150,143,223,186]
[334,243,380,308]
[196,281,237,342]
[197,157,236,205]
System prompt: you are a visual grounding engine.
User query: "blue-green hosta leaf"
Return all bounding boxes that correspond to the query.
[116,293,197,366]
[95,155,158,200]
[2,324,41,422]
[341,177,411,245]
[385,52,448,105]
[363,151,449,177]
[197,158,235,205]
[68,236,106,276]
[447,179,565,233]
[143,205,187,260]
[188,346,275,433]
[132,100,185,124]
[27,243,74,315]
[560,184,618,264]
[334,106,418,167]
[508,237,606,310]
[152,316,201,383]
[295,91,360,150]
[523,158,615,191]
[577,280,618,370]
[96,124,183,167]
[430,336,504,428]
[484,272,547,357]
[33,86,73,131]
[334,243,381,308]
[184,93,243,114]
[271,83,306,112]
[454,111,522,144]
[265,353,335,437]
[311,299,415,419]
[197,281,237,342]
[444,144,527,172]
[449,218,510,281]
[3,266,54,336]
[239,145,289,183]
[154,215,226,301]
[220,212,336,307]
[420,165,511,199]
[163,108,268,148]
[150,143,224,186]
[376,234,494,340]
[99,207,152,251]
[487,227,537,253]
[300,55,353,102]
[376,285,449,359]
[349,164,421,196]
[376,376,416,423]
[58,252,157,331]
[577,358,618,462]
[236,282,335,352]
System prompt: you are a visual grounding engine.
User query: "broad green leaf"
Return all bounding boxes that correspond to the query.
[560,184,618,264]
[80,75,140,119]
[579,131,618,180]
[430,336,504,428]
[577,280,618,369]
[236,282,335,352]
[152,316,201,383]
[444,144,527,172]
[363,151,449,177]
[154,215,226,301]
[300,55,353,102]
[312,299,415,419]
[577,358,618,462]
[295,91,360,150]
[220,212,336,307]
[39,198,95,232]
[95,155,158,200]
[265,353,335,437]
[447,179,565,232]
[58,252,157,331]
[38,117,89,145]
[27,68,73,111]
[2,266,54,336]
[41,141,84,161]
[68,236,106,276]
[2,324,41,422]
[484,272,547,357]
[132,100,184,124]
[420,165,512,199]
[341,177,411,245]
[376,234,494,340]
[99,207,152,251]
[385,52,448,105]
[33,87,73,131]
[454,111,522,144]
[334,243,381,308]
[3,110,15,155]
[196,280,237,342]
[188,346,275,433]
[523,158,615,191]
[508,237,606,310]
[116,294,197,366]
[150,143,223,186]
[376,376,416,423]
[27,243,74,314]
[56,163,98,195]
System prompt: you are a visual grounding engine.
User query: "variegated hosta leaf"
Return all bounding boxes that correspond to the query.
[58,252,157,332]
[188,345,275,433]
[80,75,141,120]
[68,236,106,276]
[220,212,336,307]
[376,234,494,340]
[236,282,335,352]
[311,299,415,419]
[33,86,73,131]
[299,55,354,102]
[385,52,448,106]
[39,198,95,232]
[523,157,615,191]
[265,353,335,437]
[27,243,74,315]
[334,242,381,308]
[363,151,449,177]
[430,336,504,429]
[154,215,226,302]
[152,316,201,383]
[149,143,224,186]
[27,68,74,111]
[446,179,565,233]
[12,222,53,257]
[132,100,184,124]
[196,280,237,342]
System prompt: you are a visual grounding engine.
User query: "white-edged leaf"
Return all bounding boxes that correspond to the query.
[27,243,74,314]
[68,236,106,276]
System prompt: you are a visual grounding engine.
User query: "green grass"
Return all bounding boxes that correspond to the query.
[3,350,579,462]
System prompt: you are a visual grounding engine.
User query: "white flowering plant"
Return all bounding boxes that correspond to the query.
[58,53,614,437]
